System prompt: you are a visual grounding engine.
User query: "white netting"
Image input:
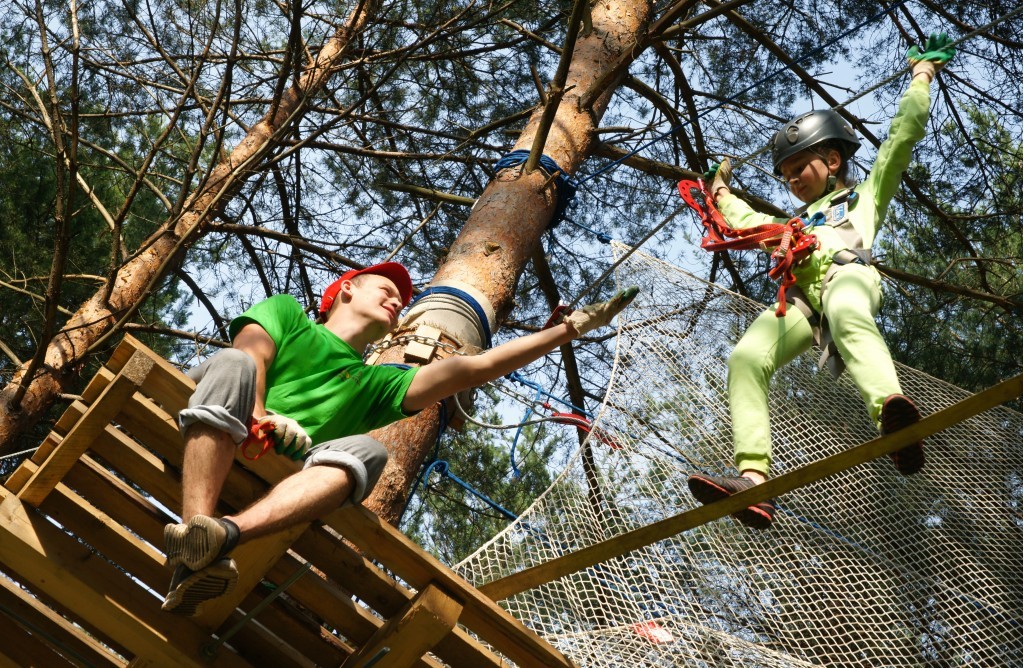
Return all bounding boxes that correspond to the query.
[458,242,1023,667]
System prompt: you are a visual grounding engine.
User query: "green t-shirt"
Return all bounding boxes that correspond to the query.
[718,78,931,312]
[228,294,418,444]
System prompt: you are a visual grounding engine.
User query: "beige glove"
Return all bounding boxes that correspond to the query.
[256,412,312,461]
[703,159,733,200]
[564,287,640,337]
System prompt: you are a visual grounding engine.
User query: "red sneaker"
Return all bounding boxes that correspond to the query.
[687,474,776,530]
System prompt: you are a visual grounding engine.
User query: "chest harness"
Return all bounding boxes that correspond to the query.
[677,179,869,318]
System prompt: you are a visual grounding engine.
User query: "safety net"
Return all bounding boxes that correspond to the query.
[457,241,1023,667]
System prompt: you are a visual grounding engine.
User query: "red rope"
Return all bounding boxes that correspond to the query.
[549,412,622,450]
[678,179,818,316]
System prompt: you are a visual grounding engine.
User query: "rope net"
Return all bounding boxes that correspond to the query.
[457,242,1022,667]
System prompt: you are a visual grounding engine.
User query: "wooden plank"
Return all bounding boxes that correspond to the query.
[220,587,352,668]
[88,423,184,528]
[327,506,576,668]
[0,573,125,667]
[291,527,504,668]
[18,351,154,506]
[192,524,309,628]
[343,583,463,668]
[480,374,1024,601]
[40,476,168,592]
[111,335,194,415]
[207,608,319,668]
[260,551,441,668]
[0,614,80,667]
[0,488,252,668]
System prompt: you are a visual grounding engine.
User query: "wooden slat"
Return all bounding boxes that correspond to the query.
[91,418,182,501]
[328,506,576,668]
[193,524,308,628]
[480,374,1024,601]
[262,551,442,668]
[222,587,352,668]
[40,475,167,592]
[291,527,504,668]
[0,574,124,667]
[18,351,154,506]
[0,488,251,668]
[109,335,194,415]
[343,583,463,668]
[0,614,80,667]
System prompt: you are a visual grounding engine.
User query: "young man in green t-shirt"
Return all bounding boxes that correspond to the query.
[163,261,637,615]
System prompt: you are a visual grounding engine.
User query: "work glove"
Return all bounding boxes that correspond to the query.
[703,158,733,198]
[564,286,640,337]
[255,412,312,461]
[907,32,955,81]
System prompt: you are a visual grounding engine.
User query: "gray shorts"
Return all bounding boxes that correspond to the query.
[178,348,388,504]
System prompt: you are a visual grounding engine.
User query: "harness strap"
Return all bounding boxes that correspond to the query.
[678,179,819,317]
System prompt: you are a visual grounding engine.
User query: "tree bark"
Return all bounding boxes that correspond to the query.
[366,0,652,524]
[0,4,376,453]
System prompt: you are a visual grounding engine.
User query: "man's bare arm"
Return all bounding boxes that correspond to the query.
[232,322,277,418]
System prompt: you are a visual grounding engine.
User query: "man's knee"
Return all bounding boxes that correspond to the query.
[179,349,258,444]
[303,436,389,505]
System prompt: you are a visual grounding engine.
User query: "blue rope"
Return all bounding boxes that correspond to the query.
[509,382,545,479]
[408,285,493,348]
[495,150,578,229]
[565,217,612,244]
[575,0,912,186]
[429,460,520,521]
[506,371,593,418]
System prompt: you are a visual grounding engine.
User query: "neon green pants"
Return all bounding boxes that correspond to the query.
[728,264,903,475]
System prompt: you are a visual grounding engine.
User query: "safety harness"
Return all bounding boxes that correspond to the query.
[678,179,819,317]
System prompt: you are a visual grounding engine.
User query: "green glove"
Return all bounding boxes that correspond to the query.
[907,32,955,81]
[907,32,956,64]
[565,287,640,337]
[703,158,733,198]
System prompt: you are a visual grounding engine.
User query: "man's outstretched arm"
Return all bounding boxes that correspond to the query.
[401,287,638,413]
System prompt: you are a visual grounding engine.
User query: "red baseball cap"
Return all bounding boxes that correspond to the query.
[319,262,414,317]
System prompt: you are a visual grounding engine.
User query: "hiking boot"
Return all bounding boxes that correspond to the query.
[164,515,239,571]
[881,394,925,475]
[687,473,776,530]
[161,558,238,616]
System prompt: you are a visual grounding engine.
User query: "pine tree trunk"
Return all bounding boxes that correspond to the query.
[366,0,652,524]
[0,6,375,453]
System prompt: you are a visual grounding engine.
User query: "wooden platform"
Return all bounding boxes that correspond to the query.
[0,335,575,668]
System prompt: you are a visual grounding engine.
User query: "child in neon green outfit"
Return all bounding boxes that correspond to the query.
[687,33,956,529]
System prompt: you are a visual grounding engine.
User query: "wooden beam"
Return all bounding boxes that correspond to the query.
[479,374,1024,601]
[0,487,252,668]
[343,583,463,668]
[0,612,82,667]
[327,506,577,668]
[18,350,154,506]
[292,527,505,668]
[108,334,194,415]
[193,524,309,627]
[262,552,443,668]
[0,574,124,667]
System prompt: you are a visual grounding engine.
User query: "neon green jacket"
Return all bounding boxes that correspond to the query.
[716,78,931,312]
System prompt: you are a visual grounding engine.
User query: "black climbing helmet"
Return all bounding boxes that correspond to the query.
[770,110,860,175]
